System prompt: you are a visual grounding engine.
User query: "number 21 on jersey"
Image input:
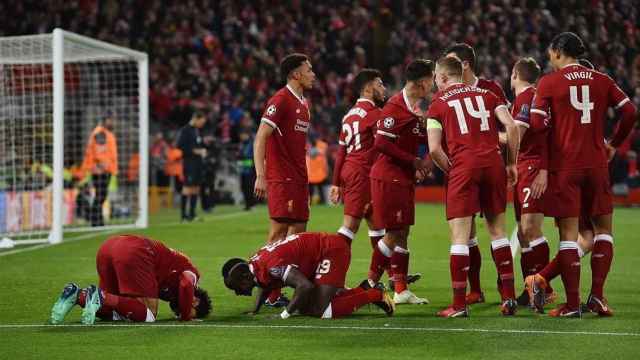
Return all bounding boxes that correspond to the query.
[342,121,361,153]
[447,96,490,134]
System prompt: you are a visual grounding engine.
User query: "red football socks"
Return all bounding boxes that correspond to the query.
[558,241,581,309]
[390,246,409,293]
[529,237,553,293]
[590,234,614,298]
[520,247,536,278]
[450,244,469,309]
[102,292,152,322]
[491,238,515,299]
[467,238,482,293]
[327,289,383,318]
[368,240,392,282]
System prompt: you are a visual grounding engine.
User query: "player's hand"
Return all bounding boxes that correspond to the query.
[506,164,518,188]
[530,169,548,199]
[329,185,341,204]
[254,175,267,199]
[415,168,430,183]
[605,142,616,162]
[413,157,433,171]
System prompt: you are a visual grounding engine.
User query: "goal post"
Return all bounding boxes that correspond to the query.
[0,29,148,247]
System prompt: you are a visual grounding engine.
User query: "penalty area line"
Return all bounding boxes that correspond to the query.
[1,323,639,337]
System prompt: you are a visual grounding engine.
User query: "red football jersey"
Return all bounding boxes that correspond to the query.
[260,85,311,184]
[370,89,425,186]
[339,98,380,175]
[249,232,341,289]
[426,83,506,169]
[512,86,547,168]
[150,239,200,292]
[531,64,631,170]
[475,77,509,106]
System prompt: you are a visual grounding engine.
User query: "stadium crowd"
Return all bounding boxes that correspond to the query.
[2,0,639,190]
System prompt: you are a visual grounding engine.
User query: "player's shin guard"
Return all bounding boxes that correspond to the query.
[491,238,515,300]
[590,234,613,299]
[323,289,383,318]
[558,241,581,310]
[102,292,155,322]
[467,238,482,293]
[368,239,392,282]
[450,244,470,309]
[390,246,409,294]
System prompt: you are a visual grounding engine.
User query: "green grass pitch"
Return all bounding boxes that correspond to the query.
[1,204,639,359]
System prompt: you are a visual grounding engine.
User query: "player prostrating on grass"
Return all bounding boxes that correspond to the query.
[370,59,434,305]
[426,56,520,317]
[444,43,510,305]
[508,58,557,307]
[253,53,315,307]
[525,32,637,317]
[222,228,394,319]
[49,234,211,324]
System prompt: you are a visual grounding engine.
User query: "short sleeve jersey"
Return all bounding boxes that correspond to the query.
[339,98,381,175]
[512,86,546,168]
[248,232,334,289]
[261,85,311,184]
[531,64,631,170]
[370,90,426,185]
[476,77,509,107]
[426,83,506,170]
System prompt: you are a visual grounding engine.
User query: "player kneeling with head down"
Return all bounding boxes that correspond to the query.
[222,228,394,319]
[49,235,212,324]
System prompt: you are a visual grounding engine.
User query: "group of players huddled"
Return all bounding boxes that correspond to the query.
[49,31,636,324]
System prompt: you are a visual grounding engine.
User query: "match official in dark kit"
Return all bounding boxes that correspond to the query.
[177,111,207,222]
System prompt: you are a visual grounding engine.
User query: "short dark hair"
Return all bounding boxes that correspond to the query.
[578,58,595,70]
[436,56,463,78]
[514,57,541,84]
[280,53,309,82]
[222,258,246,278]
[444,43,476,71]
[550,32,586,59]
[405,59,434,82]
[169,287,212,319]
[192,110,206,120]
[352,68,382,95]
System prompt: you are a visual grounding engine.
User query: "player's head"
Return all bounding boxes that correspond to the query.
[169,287,212,319]
[405,59,434,98]
[444,43,476,75]
[222,258,255,296]
[434,56,463,90]
[352,68,385,103]
[190,110,207,128]
[548,32,586,70]
[578,58,595,70]
[511,57,541,89]
[281,53,315,90]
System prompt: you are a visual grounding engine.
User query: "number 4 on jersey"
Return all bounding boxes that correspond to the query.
[570,85,594,124]
[447,96,490,134]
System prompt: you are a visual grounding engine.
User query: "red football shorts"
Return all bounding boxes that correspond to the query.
[314,235,352,288]
[446,165,506,220]
[514,162,545,221]
[267,181,309,222]
[371,178,415,230]
[341,169,372,219]
[545,167,612,219]
[96,235,157,298]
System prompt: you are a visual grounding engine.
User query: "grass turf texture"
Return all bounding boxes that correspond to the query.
[1,204,639,359]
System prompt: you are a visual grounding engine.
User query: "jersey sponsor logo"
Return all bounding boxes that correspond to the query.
[294,119,310,133]
[266,104,277,116]
[383,117,395,129]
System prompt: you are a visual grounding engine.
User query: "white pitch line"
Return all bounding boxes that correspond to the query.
[0,323,639,337]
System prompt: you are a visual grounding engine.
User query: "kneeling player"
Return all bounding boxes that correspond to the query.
[49,234,212,324]
[222,228,394,319]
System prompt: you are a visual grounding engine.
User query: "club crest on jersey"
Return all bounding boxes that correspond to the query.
[266,104,276,116]
[518,104,530,120]
[383,117,395,129]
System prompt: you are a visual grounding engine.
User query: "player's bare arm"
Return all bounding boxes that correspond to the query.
[246,287,268,315]
[281,267,315,318]
[253,122,275,199]
[495,106,519,186]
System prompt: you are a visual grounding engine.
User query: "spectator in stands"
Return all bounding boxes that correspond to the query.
[307,137,329,205]
[150,132,169,186]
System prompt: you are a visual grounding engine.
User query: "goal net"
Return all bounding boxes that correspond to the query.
[0,29,148,247]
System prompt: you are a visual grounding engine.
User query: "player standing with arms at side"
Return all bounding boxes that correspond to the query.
[526,32,636,317]
[329,69,390,283]
[176,111,208,222]
[426,56,520,317]
[253,53,316,307]
[508,58,556,307]
[370,59,434,305]
[444,43,510,304]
